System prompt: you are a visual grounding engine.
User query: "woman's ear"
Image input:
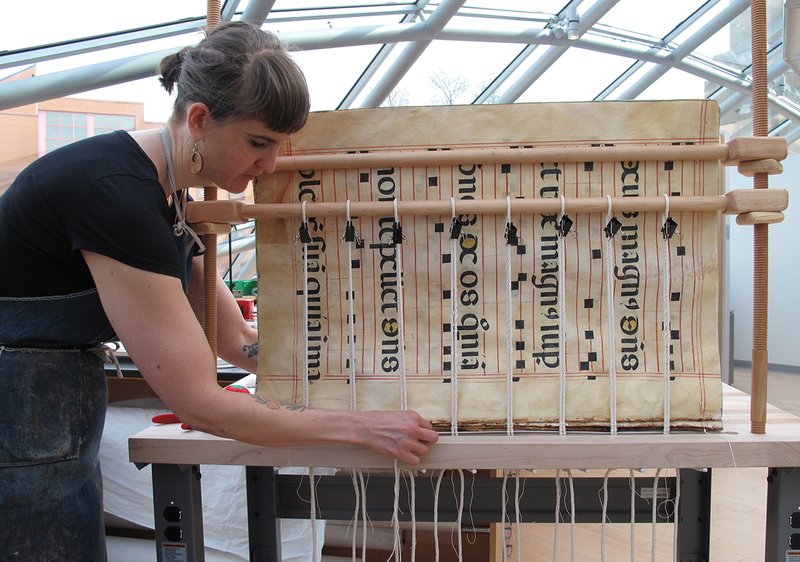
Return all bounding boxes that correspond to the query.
[186,102,211,140]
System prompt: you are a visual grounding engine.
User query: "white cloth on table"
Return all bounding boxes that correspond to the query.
[100,398,324,561]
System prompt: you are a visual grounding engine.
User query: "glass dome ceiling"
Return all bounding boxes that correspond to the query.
[1,0,798,145]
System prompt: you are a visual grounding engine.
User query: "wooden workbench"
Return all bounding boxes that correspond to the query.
[129,385,800,561]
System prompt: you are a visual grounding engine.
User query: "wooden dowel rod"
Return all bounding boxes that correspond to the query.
[240,195,726,221]
[185,190,786,224]
[275,144,731,172]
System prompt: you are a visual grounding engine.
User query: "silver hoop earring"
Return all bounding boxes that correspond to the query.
[189,140,204,175]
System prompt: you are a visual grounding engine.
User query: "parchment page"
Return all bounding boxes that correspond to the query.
[255,101,722,431]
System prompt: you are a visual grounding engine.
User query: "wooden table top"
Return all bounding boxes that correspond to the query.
[129,385,800,470]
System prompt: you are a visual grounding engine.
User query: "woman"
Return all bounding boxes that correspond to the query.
[0,21,438,560]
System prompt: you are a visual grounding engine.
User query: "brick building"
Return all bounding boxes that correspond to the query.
[0,66,162,194]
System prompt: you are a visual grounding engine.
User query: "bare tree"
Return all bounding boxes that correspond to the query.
[382,88,410,107]
[428,69,469,105]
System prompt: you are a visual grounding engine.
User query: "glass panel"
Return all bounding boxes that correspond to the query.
[599,0,701,39]
[45,112,59,125]
[46,126,59,139]
[291,45,385,111]
[390,40,524,106]
[60,113,73,126]
[121,116,135,130]
[74,114,87,126]
[95,115,107,128]
[515,48,636,103]
[4,0,203,51]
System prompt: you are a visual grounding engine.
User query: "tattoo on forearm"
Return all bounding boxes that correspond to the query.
[242,342,258,358]
[251,394,307,412]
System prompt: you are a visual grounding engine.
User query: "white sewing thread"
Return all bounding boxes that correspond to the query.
[514,471,522,560]
[434,470,445,562]
[604,195,618,435]
[309,468,318,562]
[629,469,637,562]
[553,469,562,561]
[505,196,515,435]
[350,469,360,561]
[567,469,576,562]
[456,469,465,561]
[392,199,410,562]
[393,198,408,411]
[390,461,402,562]
[501,470,509,562]
[672,469,681,562]
[558,196,568,435]
[410,470,417,562]
[359,471,368,562]
[345,200,357,410]
[344,205,366,562]
[301,200,310,409]
[651,468,663,562]
[661,194,672,434]
[300,201,320,562]
[450,197,460,436]
[601,469,612,561]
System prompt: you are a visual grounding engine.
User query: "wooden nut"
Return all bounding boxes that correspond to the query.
[735,211,784,225]
[191,222,232,235]
[724,136,787,165]
[186,200,247,224]
[737,159,784,177]
[724,189,789,214]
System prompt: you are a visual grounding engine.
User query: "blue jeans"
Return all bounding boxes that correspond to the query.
[0,291,111,561]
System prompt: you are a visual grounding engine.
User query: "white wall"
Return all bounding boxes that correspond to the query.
[726,153,799,370]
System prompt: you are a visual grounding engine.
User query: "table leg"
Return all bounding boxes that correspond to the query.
[151,463,205,562]
[246,466,282,562]
[765,467,800,562]
[676,468,711,562]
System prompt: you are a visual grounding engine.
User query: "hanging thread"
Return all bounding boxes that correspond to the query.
[309,468,318,562]
[350,469,361,561]
[456,469,465,561]
[601,469,612,561]
[505,196,515,435]
[299,201,321,562]
[393,198,408,410]
[553,469,562,561]
[514,471,522,560]
[450,197,460,436]
[390,462,402,562]
[672,469,681,562]
[629,469,637,562]
[344,200,358,410]
[410,470,417,562]
[501,470,509,562]
[359,471,368,561]
[567,469,576,562]
[558,196,569,435]
[433,470,445,562]
[604,195,619,435]
[651,469,663,562]
[661,195,673,434]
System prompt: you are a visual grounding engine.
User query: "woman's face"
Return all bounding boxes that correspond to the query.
[200,118,291,194]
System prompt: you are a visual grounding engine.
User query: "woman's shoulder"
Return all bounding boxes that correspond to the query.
[28,131,156,183]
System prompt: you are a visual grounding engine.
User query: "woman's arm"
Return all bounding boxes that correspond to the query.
[186,255,258,373]
[83,251,438,465]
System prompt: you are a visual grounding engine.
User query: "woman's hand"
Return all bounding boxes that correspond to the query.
[355,410,439,466]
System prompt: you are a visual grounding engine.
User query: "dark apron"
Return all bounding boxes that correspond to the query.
[0,289,112,561]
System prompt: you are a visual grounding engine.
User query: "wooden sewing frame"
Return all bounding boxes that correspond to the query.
[128,99,800,562]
